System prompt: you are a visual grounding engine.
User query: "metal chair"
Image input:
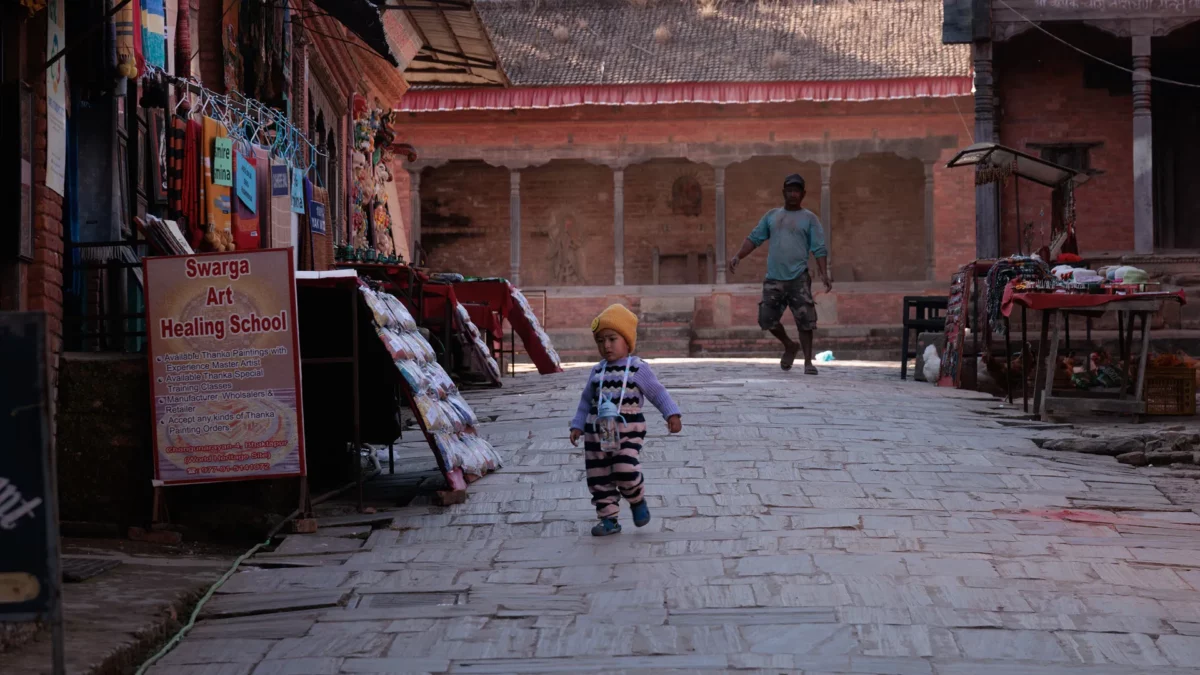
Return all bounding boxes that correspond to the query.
[900,296,949,380]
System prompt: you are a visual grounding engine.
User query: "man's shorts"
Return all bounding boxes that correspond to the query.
[758,273,818,332]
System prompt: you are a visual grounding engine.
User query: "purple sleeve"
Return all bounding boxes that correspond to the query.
[635,361,681,420]
[569,366,597,431]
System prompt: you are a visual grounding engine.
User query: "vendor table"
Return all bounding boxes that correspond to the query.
[1001,289,1187,421]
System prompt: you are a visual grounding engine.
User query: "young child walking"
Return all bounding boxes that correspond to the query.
[569,304,682,536]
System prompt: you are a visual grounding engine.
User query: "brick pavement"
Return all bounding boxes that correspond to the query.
[148,360,1200,674]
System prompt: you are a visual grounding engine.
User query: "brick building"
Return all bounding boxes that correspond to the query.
[394,0,978,358]
[946,0,1200,259]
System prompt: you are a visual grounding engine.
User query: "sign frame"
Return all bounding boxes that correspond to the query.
[143,248,307,486]
[0,312,65,675]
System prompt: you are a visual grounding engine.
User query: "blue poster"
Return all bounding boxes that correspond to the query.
[290,169,305,214]
[310,201,326,235]
[271,164,289,197]
[235,153,256,212]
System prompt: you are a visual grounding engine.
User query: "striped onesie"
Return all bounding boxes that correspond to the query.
[570,357,681,520]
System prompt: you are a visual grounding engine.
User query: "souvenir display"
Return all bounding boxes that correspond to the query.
[455,302,502,383]
[511,286,562,369]
[359,286,502,476]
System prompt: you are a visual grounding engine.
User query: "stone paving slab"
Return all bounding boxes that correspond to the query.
[146,361,1200,674]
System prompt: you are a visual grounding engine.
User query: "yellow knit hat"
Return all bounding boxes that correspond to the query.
[591,304,638,353]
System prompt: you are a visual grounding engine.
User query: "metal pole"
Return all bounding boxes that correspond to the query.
[1022,306,1028,413]
[351,287,362,512]
[1014,177,1022,256]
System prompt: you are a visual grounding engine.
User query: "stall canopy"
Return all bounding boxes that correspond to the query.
[947,142,1090,188]
[396,0,508,87]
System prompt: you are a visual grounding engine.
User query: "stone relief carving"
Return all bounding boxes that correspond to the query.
[671,174,703,217]
[546,213,583,284]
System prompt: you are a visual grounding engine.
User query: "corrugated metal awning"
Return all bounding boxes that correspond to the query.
[392,0,507,87]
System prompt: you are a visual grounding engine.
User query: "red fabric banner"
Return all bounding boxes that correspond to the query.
[399,77,974,112]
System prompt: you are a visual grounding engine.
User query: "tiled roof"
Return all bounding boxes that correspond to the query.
[473,0,970,87]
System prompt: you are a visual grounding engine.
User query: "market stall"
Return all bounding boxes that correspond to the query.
[336,263,502,386]
[1001,284,1188,421]
[451,278,564,375]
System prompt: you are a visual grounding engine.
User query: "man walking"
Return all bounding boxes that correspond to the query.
[728,173,832,374]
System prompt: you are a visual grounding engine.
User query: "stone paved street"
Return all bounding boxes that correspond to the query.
[150,360,1200,674]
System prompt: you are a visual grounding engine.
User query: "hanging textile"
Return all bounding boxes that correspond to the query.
[167,114,186,221]
[201,116,232,251]
[255,145,272,248]
[184,118,203,249]
[270,158,291,252]
[142,0,167,70]
[173,0,191,80]
[233,145,261,251]
[222,0,241,94]
[116,0,145,79]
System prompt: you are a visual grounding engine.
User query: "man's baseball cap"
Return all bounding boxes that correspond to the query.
[783,174,806,189]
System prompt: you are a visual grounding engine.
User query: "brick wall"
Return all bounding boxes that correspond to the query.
[725,157,819,284]
[625,159,716,286]
[996,25,1134,254]
[28,10,65,375]
[399,97,977,286]
[831,153,926,282]
[520,160,614,286]
[420,161,511,278]
[933,145,976,282]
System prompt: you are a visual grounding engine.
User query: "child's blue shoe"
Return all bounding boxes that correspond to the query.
[591,518,622,536]
[631,501,651,527]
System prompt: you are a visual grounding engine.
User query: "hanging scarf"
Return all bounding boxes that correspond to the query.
[142,0,167,70]
[174,0,191,80]
[255,145,272,248]
[201,115,232,250]
[168,114,186,221]
[183,118,204,249]
[115,0,145,79]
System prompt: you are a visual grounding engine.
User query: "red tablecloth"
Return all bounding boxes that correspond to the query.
[454,280,562,375]
[1002,285,1186,317]
[462,303,503,337]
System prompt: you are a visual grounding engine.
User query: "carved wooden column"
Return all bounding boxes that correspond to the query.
[714,164,727,285]
[408,170,422,259]
[1132,32,1154,253]
[820,162,833,272]
[973,41,999,259]
[613,167,625,285]
[509,170,521,286]
[924,160,936,281]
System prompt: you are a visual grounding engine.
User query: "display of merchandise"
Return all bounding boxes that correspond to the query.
[431,272,466,283]
[938,265,972,388]
[510,286,562,369]
[455,302,502,383]
[985,256,1051,337]
[359,285,502,477]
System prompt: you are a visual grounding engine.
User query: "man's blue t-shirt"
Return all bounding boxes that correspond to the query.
[747,207,828,281]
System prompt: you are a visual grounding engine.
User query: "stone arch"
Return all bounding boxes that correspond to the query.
[624,158,715,286]
[724,156,821,284]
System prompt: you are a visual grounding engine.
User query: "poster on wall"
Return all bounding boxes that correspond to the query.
[0,313,61,624]
[144,249,306,485]
[45,0,67,197]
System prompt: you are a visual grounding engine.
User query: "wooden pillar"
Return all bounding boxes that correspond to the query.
[613,167,625,285]
[1132,33,1154,254]
[924,160,936,281]
[714,165,727,285]
[973,41,999,259]
[509,169,521,286]
[408,170,422,261]
[820,162,832,272]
